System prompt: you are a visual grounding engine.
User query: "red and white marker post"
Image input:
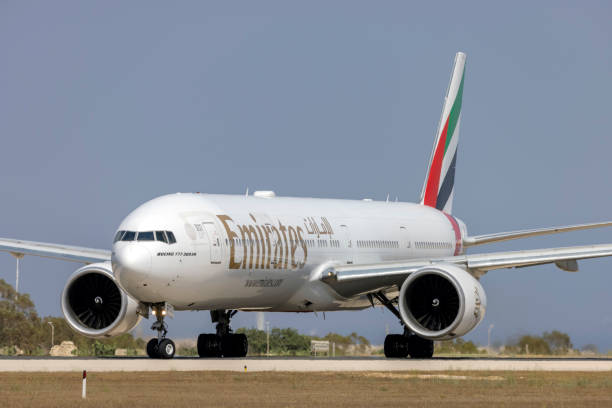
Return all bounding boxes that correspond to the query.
[82,370,87,399]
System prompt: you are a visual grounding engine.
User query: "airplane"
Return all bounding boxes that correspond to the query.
[2,52,612,359]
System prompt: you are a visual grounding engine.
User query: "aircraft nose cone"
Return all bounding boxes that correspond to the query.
[112,245,152,290]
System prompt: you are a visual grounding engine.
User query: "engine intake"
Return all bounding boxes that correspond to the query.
[61,262,142,338]
[398,264,486,340]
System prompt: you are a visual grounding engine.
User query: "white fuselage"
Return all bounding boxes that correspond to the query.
[111,193,466,312]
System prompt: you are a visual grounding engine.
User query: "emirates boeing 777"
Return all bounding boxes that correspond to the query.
[2,52,611,359]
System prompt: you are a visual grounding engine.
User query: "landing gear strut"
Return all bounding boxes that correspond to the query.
[197,310,248,358]
[374,292,434,359]
[146,304,176,359]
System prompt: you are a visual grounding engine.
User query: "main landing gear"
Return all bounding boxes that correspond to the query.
[146,304,176,359]
[372,292,434,359]
[197,310,248,358]
[384,329,434,358]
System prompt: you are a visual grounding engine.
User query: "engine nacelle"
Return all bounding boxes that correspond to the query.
[61,262,142,338]
[398,264,486,340]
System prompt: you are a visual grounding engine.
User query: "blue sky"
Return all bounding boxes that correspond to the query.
[1,1,612,351]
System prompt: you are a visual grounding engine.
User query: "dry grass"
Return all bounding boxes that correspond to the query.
[1,371,611,407]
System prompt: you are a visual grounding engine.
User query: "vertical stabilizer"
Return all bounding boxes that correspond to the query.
[420,52,466,214]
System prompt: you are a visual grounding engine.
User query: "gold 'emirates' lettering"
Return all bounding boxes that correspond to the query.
[270,225,283,268]
[217,215,241,269]
[217,214,308,270]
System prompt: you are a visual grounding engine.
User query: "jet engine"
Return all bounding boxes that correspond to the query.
[61,262,142,338]
[398,264,486,340]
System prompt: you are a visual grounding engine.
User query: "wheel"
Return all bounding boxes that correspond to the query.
[221,334,236,357]
[197,334,221,357]
[197,334,207,357]
[384,334,408,358]
[408,335,434,359]
[158,338,176,359]
[197,334,210,357]
[231,333,248,357]
[384,335,396,357]
[146,338,159,359]
[221,334,248,357]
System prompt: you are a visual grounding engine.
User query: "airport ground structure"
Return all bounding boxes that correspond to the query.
[1,356,612,372]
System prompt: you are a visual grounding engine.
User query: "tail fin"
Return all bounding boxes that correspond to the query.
[420,52,466,214]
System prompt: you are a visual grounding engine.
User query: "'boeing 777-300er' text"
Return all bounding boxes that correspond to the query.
[2,52,611,359]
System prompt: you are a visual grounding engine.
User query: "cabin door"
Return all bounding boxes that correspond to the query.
[399,226,412,257]
[339,225,353,265]
[202,222,222,264]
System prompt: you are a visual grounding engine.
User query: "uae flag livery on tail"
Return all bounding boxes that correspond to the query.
[420,52,466,214]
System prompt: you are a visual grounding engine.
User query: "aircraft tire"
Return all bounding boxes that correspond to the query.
[408,335,434,359]
[221,334,248,357]
[158,338,176,359]
[231,333,248,357]
[146,338,159,359]
[384,334,409,358]
[197,333,222,357]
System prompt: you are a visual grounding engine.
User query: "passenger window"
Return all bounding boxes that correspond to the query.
[121,231,136,241]
[166,231,177,244]
[155,231,168,243]
[137,231,155,241]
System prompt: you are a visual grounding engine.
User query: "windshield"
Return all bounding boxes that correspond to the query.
[121,231,136,241]
[114,230,176,244]
[137,231,155,241]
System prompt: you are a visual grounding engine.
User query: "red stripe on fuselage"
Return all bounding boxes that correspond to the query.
[423,116,450,207]
[443,212,462,256]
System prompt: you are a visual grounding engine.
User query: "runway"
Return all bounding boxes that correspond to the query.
[1,357,611,372]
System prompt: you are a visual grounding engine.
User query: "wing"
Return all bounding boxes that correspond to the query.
[0,237,110,264]
[463,221,612,246]
[321,243,612,298]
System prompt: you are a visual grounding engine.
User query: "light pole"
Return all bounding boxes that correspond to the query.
[487,324,494,354]
[48,321,55,349]
[265,321,270,357]
[10,252,24,297]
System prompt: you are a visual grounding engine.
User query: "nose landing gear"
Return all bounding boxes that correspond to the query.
[146,304,176,359]
[197,310,248,358]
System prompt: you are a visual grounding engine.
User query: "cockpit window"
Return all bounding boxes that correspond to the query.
[121,231,136,241]
[166,231,177,244]
[155,231,168,243]
[115,230,175,244]
[137,231,155,241]
[113,231,126,243]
